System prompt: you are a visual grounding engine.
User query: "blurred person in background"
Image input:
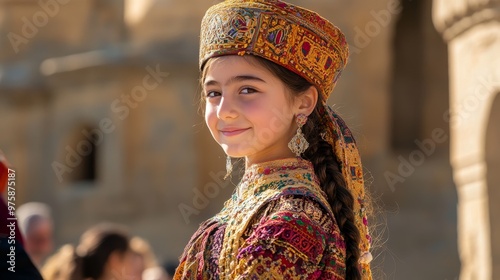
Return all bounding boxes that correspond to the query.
[142,266,170,280]
[124,235,167,280]
[17,201,54,267]
[0,150,43,279]
[42,243,75,280]
[56,222,131,280]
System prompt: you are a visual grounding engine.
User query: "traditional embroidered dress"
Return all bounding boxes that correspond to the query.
[176,0,373,278]
[175,158,347,279]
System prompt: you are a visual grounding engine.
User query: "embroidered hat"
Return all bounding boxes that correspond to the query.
[200,0,348,99]
[200,0,372,278]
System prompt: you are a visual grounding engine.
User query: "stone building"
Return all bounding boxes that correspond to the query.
[434,0,500,279]
[0,0,496,279]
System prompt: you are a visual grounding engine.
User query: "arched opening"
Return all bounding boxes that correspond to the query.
[384,0,459,278]
[390,0,424,150]
[390,0,449,151]
[486,92,500,278]
[65,125,99,185]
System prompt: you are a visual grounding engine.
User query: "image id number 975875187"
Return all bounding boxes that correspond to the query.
[6,168,17,272]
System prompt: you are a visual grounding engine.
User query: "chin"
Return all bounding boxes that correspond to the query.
[221,144,252,158]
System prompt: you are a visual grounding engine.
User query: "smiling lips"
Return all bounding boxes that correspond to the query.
[219,127,250,136]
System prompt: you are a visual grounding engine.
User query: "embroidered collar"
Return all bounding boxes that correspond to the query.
[235,157,319,199]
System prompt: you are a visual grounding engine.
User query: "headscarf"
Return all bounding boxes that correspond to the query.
[199,0,372,278]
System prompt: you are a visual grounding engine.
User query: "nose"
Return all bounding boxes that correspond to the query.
[217,96,238,120]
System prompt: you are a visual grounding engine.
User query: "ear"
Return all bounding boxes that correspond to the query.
[294,86,318,116]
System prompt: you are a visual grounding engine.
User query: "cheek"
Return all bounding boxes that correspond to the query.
[205,105,218,134]
[248,101,293,133]
[246,110,293,147]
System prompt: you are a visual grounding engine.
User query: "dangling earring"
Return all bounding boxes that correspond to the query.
[288,113,309,157]
[224,155,233,180]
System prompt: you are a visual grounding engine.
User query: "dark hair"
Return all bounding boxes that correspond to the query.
[201,55,362,279]
[65,223,130,280]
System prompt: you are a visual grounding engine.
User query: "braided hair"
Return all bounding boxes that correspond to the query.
[248,55,362,279]
[302,109,362,279]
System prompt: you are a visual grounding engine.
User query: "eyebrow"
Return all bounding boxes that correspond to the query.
[204,75,266,87]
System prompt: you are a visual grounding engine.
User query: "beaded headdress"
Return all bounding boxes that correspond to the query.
[200,0,372,278]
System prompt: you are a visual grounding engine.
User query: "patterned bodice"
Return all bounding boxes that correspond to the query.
[174,158,347,279]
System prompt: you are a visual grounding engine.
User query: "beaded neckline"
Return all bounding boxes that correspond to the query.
[244,157,313,177]
[236,157,319,199]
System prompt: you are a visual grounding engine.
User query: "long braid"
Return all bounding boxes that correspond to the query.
[303,110,362,280]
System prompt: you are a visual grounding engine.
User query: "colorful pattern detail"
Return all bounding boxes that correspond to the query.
[174,158,347,279]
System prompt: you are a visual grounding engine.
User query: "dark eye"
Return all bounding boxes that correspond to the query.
[205,91,221,98]
[240,87,257,95]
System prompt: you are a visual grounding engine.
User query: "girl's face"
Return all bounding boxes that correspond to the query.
[203,56,298,166]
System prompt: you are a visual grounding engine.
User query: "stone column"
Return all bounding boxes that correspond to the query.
[433,1,500,279]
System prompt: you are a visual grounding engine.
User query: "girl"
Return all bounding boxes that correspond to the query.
[175,0,372,279]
